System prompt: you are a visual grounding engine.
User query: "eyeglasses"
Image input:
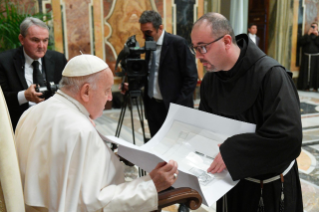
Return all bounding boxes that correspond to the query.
[191,35,225,54]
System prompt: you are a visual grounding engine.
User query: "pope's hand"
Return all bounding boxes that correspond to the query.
[24,84,44,103]
[207,146,226,173]
[149,160,178,192]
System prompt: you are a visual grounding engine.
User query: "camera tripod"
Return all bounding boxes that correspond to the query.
[114,89,149,177]
[115,89,148,145]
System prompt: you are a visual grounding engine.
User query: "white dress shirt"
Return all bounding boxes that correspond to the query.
[149,30,165,100]
[248,33,257,44]
[17,49,43,106]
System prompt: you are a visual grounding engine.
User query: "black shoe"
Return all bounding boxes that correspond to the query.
[178,203,190,212]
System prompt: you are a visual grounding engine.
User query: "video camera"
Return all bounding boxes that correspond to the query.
[35,82,59,99]
[115,35,157,91]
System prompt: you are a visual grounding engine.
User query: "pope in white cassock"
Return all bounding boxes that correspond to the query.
[15,54,179,212]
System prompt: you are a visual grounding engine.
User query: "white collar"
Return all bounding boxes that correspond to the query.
[156,30,165,46]
[248,33,256,38]
[23,47,42,68]
[56,90,90,118]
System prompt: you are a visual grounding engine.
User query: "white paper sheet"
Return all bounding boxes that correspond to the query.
[100,103,256,207]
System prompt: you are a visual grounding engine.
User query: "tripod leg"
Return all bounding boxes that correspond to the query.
[136,96,148,178]
[139,94,150,142]
[135,95,147,143]
[115,94,128,137]
[129,95,136,145]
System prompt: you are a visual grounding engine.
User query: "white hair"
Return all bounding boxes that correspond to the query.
[58,70,105,94]
[20,17,49,37]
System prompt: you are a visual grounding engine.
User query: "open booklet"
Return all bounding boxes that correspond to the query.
[99,103,256,207]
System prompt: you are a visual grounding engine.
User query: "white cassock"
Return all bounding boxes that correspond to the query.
[15,90,158,212]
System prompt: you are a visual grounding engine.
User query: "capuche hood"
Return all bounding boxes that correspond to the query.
[201,34,287,116]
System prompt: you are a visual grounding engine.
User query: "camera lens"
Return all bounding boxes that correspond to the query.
[131,62,143,71]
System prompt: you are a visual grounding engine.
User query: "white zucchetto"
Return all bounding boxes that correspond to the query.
[62,54,109,77]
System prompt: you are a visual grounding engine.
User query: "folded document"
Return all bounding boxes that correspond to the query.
[100,103,256,206]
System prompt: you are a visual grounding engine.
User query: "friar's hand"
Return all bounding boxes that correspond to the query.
[24,84,44,103]
[207,144,226,173]
[207,152,226,173]
[149,160,178,192]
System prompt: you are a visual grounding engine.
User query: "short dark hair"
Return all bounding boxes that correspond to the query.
[248,23,257,29]
[193,12,236,44]
[139,10,162,30]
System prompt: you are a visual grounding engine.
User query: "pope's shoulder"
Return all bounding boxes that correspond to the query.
[22,95,96,133]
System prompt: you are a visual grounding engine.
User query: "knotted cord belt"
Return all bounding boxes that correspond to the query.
[245,160,295,212]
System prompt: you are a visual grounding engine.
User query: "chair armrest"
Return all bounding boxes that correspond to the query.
[115,153,202,211]
[154,187,202,212]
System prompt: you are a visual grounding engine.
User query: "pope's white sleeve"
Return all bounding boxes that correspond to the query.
[77,131,158,212]
[100,175,158,212]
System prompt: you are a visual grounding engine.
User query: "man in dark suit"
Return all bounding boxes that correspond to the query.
[139,10,198,138]
[248,23,260,47]
[0,17,67,131]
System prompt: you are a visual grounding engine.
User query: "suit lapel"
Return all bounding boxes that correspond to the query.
[159,32,170,69]
[13,46,28,89]
[43,51,55,82]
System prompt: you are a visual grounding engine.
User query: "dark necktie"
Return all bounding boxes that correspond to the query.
[32,61,45,87]
[148,51,156,98]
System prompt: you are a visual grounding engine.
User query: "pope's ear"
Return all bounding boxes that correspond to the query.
[80,83,90,103]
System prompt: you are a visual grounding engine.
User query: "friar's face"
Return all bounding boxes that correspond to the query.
[19,25,49,60]
[191,21,227,73]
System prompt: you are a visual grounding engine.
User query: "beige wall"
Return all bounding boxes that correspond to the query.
[47,0,310,78]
